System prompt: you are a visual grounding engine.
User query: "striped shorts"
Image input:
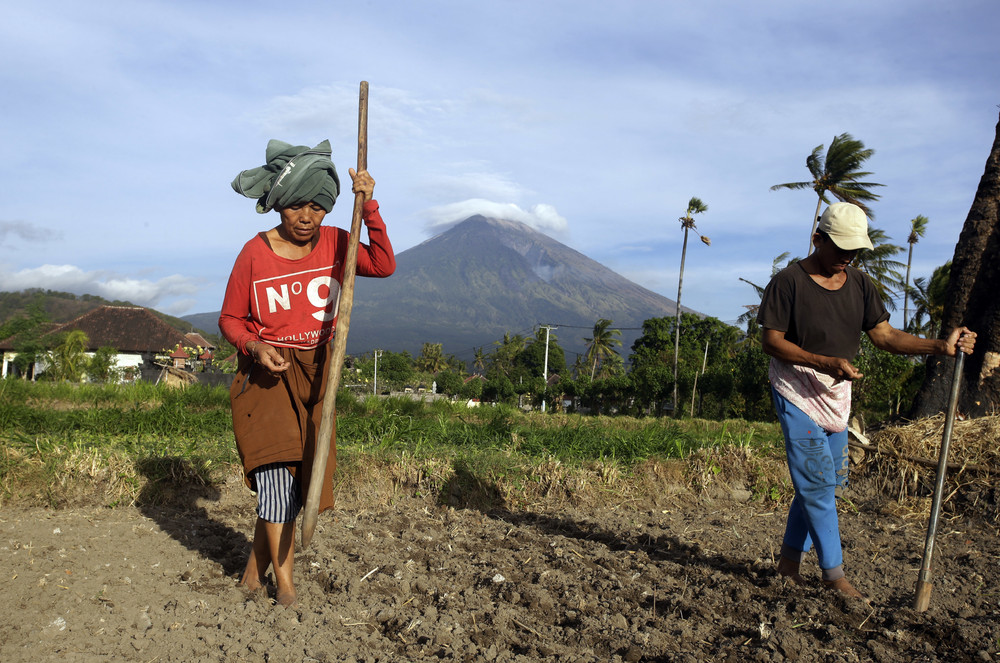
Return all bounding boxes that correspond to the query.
[251,463,302,523]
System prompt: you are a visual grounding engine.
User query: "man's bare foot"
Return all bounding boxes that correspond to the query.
[823,577,867,601]
[776,556,807,586]
[276,586,297,608]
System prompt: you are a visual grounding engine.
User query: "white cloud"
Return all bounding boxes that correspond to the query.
[422,166,528,203]
[2,265,201,310]
[422,200,569,237]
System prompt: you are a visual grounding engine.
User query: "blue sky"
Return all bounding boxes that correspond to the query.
[1,0,998,335]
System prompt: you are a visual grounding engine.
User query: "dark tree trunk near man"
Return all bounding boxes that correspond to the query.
[911,111,1000,418]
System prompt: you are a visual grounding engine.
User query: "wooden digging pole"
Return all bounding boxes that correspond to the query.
[913,348,965,612]
[301,81,368,548]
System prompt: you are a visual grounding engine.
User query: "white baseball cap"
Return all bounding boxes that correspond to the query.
[817,202,874,251]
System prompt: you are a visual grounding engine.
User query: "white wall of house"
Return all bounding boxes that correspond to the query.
[1,351,144,382]
[113,353,144,370]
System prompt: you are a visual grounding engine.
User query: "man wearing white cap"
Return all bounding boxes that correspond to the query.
[757,202,976,600]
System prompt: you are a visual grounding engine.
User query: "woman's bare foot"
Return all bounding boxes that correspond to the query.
[275,586,297,608]
[238,571,265,592]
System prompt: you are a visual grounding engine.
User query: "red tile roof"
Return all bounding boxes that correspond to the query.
[184,332,215,350]
[24,306,192,353]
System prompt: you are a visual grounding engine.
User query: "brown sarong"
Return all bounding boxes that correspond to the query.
[230,344,337,514]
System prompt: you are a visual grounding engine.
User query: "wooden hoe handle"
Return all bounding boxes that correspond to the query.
[913,349,965,612]
[301,81,369,548]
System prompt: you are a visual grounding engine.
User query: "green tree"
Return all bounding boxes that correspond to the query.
[482,374,516,405]
[627,364,673,415]
[375,351,415,391]
[584,318,622,379]
[907,261,951,337]
[770,132,884,254]
[903,215,929,329]
[673,197,710,413]
[503,328,567,411]
[472,347,487,374]
[631,314,739,417]
[87,346,119,383]
[488,332,527,379]
[415,342,448,373]
[0,300,48,342]
[630,317,674,370]
[46,330,89,382]
[1,300,49,380]
[460,375,484,400]
[730,327,774,422]
[434,368,464,396]
[853,335,922,422]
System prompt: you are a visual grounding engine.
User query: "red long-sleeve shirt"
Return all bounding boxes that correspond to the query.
[219,200,395,352]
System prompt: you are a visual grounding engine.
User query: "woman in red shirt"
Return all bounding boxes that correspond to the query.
[219,140,395,607]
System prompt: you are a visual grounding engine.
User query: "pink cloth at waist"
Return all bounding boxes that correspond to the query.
[769,357,852,433]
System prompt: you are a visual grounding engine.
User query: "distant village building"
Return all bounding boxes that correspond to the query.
[169,345,190,369]
[0,305,216,382]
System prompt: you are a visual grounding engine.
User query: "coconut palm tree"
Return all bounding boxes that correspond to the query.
[48,329,89,382]
[490,332,526,378]
[903,215,929,329]
[673,197,710,413]
[416,342,448,373]
[473,347,486,374]
[770,132,884,254]
[907,261,951,338]
[584,318,622,379]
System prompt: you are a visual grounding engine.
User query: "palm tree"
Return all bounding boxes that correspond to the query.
[473,347,486,375]
[673,196,710,413]
[48,330,89,381]
[416,342,447,373]
[853,226,905,310]
[903,215,929,329]
[490,332,526,377]
[908,261,951,338]
[584,318,622,379]
[770,132,884,254]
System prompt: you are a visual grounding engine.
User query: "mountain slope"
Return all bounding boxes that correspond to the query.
[347,215,692,359]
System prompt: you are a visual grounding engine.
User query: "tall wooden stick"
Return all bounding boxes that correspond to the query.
[301,81,368,548]
[913,349,965,612]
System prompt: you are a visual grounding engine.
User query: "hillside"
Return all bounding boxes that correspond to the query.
[0,290,217,340]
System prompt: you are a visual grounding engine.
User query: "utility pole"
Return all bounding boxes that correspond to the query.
[539,325,556,412]
[373,349,382,395]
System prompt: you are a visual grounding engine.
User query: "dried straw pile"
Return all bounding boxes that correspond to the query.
[858,415,1000,522]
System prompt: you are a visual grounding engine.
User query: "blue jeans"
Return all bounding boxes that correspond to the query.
[771,388,849,579]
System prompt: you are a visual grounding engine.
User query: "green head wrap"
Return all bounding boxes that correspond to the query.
[232,139,341,213]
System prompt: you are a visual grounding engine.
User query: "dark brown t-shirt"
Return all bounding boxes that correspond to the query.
[757,263,889,360]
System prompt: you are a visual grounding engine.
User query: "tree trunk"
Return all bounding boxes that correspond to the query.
[807,195,824,256]
[911,111,1000,418]
[673,228,690,414]
[904,243,914,329]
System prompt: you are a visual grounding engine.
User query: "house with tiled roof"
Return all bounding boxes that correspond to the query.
[0,306,215,380]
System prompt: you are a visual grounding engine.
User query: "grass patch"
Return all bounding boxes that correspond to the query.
[0,379,787,509]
